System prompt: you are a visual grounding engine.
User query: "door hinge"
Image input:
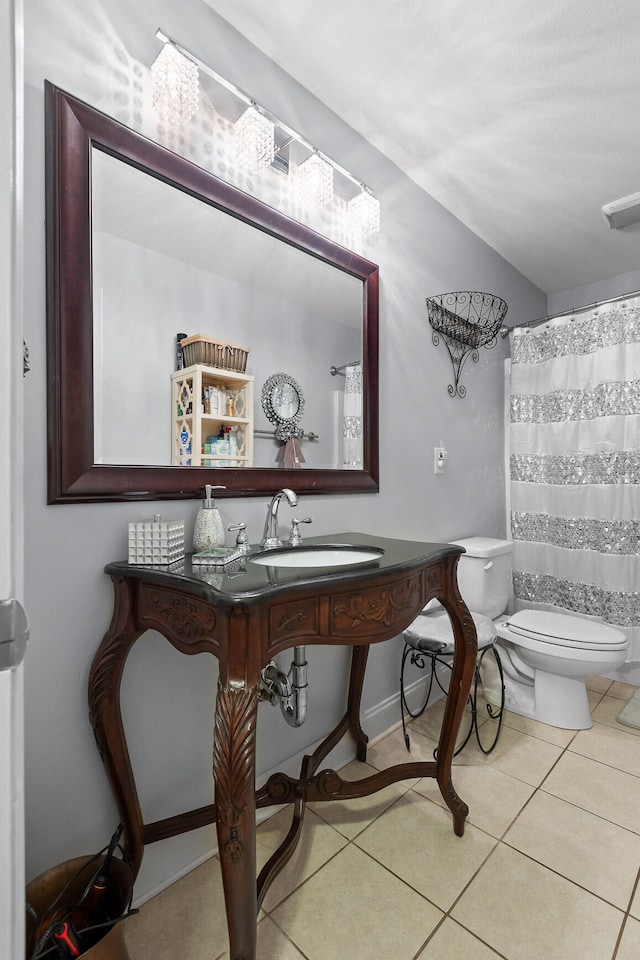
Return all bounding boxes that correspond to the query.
[0,598,29,670]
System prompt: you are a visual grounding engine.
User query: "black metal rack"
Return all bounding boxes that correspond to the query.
[427,291,508,397]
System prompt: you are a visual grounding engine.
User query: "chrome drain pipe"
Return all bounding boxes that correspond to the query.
[284,646,308,727]
[259,647,308,727]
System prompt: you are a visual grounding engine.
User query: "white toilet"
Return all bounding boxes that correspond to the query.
[452,536,629,730]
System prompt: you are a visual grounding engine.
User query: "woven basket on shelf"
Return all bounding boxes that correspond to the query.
[180,335,250,373]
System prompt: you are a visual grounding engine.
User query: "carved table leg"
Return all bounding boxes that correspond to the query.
[213,681,259,960]
[88,578,145,876]
[347,644,370,761]
[436,597,477,836]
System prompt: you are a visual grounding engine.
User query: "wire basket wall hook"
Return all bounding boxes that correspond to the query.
[427,291,508,398]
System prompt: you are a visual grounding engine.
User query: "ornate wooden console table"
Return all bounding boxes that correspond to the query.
[88,532,476,960]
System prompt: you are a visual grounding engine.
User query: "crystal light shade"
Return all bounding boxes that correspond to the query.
[234,106,276,173]
[298,153,334,207]
[348,190,381,237]
[151,43,199,126]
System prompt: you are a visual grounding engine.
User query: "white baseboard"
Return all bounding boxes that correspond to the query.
[603,661,640,687]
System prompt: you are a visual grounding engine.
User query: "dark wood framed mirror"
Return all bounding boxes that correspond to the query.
[45,82,379,503]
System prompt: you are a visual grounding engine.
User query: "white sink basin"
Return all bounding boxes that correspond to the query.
[251,545,383,568]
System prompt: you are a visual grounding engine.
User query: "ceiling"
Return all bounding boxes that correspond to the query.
[203,0,640,295]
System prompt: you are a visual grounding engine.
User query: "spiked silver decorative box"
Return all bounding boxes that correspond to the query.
[128,515,185,565]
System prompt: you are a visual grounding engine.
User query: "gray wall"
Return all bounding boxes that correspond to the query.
[548,267,640,315]
[23,0,545,900]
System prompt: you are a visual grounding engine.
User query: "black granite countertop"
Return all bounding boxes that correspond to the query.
[106,532,463,607]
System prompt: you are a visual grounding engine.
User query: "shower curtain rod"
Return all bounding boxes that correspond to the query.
[500,287,640,338]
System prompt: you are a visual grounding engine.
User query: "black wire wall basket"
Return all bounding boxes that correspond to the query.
[427,291,508,397]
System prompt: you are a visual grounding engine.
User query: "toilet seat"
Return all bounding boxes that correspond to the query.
[505,610,627,652]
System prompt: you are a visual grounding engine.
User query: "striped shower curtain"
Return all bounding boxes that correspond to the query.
[508,298,640,660]
[342,362,363,467]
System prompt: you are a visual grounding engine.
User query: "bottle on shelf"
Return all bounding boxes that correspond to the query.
[175,333,187,371]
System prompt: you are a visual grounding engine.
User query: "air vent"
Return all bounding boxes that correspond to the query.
[601,191,640,229]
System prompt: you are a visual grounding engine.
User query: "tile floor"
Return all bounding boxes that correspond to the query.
[124,678,640,960]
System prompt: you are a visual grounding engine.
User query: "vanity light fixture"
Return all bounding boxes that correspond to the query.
[298,152,334,207]
[151,29,380,236]
[234,105,276,173]
[348,189,381,238]
[150,40,199,126]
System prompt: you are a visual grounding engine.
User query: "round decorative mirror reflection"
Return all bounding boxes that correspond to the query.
[261,373,305,442]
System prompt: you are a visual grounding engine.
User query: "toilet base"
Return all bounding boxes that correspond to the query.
[486,647,593,730]
[529,668,592,729]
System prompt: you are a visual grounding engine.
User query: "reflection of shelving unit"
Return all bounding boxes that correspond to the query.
[171,364,254,467]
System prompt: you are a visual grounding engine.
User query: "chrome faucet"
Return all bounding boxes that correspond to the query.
[261,488,299,548]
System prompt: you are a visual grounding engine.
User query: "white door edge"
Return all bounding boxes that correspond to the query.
[0,0,26,958]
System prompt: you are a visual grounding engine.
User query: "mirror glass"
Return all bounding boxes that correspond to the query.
[92,151,361,470]
[46,83,379,502]
[270,383,300,421]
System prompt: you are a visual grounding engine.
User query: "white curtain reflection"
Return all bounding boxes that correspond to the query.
[343,362,363,467]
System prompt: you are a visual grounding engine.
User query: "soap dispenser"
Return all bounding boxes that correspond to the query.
[193,485,225,552]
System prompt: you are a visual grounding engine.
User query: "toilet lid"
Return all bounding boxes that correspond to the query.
[506,610,628,649]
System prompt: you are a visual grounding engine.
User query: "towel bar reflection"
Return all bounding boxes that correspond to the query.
[330,361,359,377]
[254,429,319,441]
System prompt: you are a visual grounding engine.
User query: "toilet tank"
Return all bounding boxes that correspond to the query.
[451,537,513,620]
